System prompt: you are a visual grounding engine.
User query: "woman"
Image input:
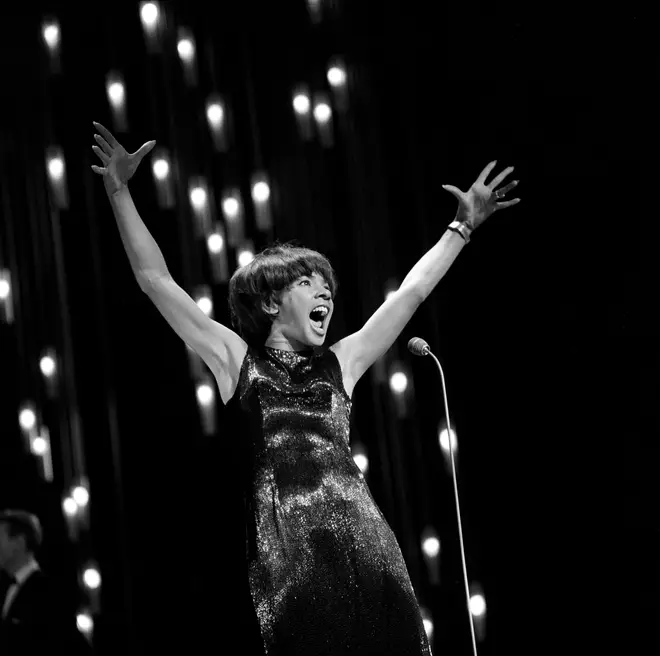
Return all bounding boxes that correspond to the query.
[91,121,519,654]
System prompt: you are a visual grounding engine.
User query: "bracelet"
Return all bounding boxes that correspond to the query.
[448,220,472,243]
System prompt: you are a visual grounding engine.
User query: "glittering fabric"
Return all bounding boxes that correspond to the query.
[227,345,431,655]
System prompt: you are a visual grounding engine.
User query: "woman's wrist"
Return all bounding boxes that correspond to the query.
[447,220,472,243]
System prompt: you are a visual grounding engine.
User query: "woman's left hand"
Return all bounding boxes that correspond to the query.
[442,161,521,230]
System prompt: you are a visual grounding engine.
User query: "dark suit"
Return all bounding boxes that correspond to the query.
[0,569,92,655]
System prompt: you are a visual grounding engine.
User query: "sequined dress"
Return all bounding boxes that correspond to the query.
[227,345,431,655]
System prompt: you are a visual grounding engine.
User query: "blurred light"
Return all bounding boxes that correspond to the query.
[140,2,160,29]
[389,371,408,394]
[238,248,254,267]
[76,612,94,634]
[251,181,270,204]
[0,279,9,300]
[48,156,64,181]
[72,485,89,508]
[177,37,194,61]
[42,22,60,49]
[196,296,213,316]
[63,497,78,517]
[353,453,368,475]
[196,383,214,406]
[206,102,224,128]
[420,607,434,640]
[423,618,434,639]
[422,536,440,558]
[190,187,207,209]
[207,233,224,254]
[107,81,125,106]
[40,355,56,377]
[385,290,396,301]
[327,65,346,87]
[470,593,487,617]
[222,196,240,218]
[293,93,310,115]
[439,427,458,453]
[313,102,332,124]
[31,437,48,455]
[19,406,36,431]
[83,568,101,590]
[153,158,169,180]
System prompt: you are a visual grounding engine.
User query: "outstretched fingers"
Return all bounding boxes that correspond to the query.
[92,145,110,165]
[476,161,498,185]
[496,180,518,197]
[496,198,521,210]
[91,164,106,175]
[92,121,119,148]
[94,133,113,156]
[489,166,514,189]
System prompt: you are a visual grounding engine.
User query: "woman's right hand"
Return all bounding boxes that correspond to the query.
[91,121,156,195]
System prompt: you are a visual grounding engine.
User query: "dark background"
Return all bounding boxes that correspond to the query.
[0,1,656,654]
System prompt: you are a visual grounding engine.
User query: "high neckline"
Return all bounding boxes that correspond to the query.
[264,345,316,357]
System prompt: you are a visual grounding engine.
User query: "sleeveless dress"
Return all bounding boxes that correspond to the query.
[226,345,431,655]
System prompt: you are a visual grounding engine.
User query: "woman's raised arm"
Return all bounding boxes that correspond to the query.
[91,122,246,403]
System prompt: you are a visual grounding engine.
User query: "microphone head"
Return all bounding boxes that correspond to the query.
[407,337,430,356]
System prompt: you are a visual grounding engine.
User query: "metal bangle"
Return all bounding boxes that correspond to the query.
[448,220,472,243]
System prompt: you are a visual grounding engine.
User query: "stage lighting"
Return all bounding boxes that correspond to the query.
[207,232,224,254]
[19,405,36,431]
[313,102,332,124]
[389,371,408,394]
[422,535,440,558]
[48,156,64,181]
[293,93,311,115]
[42,21,60,50]
[238,247,255,267]
[351,443,369,475]
[222,196,240,218]
[327,65,346,88]
[152,157,169,181]
[252,180,270,204]
[438,427,457,453]
[469,593,486,617]
[107,81,124,107]
[196,382,214,406]
[76,612,93,634]
[73,485,89,508]
[420,607,434,640]
[83,567,101,590]
[63,496,78,517]
[177,37,194,62]
[196,295,213,317]
[0,278,9,300]
[31,436,48,455]
[207,102,224,128]
[190,186,207,210]
[140,2,160,31]
[40,354,56,377]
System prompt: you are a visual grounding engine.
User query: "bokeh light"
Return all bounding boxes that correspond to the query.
[207,233,224,254]
[83,568,101,590]
[293,93,311,115]
[389,371,408,394]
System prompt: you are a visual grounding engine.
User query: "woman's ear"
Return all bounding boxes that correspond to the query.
[262,294,279,318]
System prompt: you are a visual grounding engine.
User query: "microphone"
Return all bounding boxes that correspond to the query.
[406,334,479,656]
[407,337,430,356]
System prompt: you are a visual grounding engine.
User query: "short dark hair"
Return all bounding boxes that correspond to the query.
[0,510,42,554]
[228,242,338,346]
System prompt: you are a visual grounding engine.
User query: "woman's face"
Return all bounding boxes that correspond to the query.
[267,272,334,350]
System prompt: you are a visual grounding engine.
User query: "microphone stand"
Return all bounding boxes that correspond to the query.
[423,346,479,656]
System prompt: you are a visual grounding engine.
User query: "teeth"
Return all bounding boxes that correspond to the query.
[312,305,329,317]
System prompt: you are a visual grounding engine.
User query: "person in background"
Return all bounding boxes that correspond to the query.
[0,509,92,654]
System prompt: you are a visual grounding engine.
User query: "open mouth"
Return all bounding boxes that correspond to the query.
[309,306,330,335]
